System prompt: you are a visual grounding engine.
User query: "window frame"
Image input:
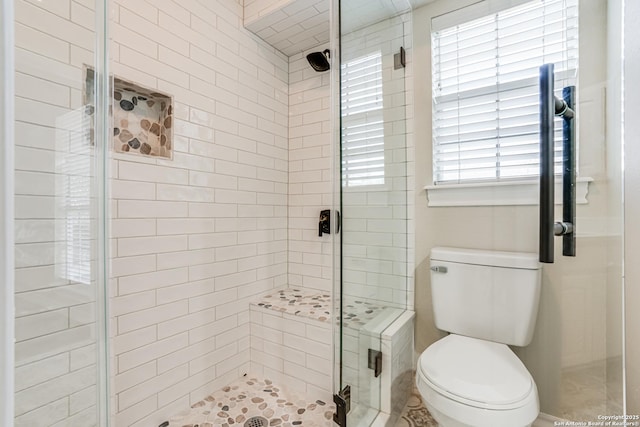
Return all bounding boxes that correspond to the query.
[430,0,578,186]
[425,0,592,206]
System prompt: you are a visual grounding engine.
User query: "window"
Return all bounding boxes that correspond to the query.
[55,107,93,285]
[341,51,385,187]
[431,0,578,184]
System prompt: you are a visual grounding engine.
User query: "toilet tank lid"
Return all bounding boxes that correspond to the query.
[430,247,540,270]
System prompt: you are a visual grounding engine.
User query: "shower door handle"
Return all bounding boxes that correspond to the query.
[559,85,576,258]
[539,64,576,264]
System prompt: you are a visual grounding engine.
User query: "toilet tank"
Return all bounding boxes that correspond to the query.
[430,247,541,347]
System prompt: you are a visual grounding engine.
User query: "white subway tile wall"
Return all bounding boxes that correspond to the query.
[110,1,290,425]
[288,46,333,294]
[249,305,333,404]
[14,0,100,425]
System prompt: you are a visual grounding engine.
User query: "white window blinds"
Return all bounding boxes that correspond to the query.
[431,0,578,184]
[55,108,92,285]
[342,52,385,187]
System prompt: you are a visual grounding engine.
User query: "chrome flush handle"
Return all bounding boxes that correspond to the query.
[430,266,448,273]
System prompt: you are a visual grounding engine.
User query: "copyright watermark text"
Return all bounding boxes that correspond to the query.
[554,415,640,427]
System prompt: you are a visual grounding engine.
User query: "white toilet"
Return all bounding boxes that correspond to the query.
[416,247,542,427]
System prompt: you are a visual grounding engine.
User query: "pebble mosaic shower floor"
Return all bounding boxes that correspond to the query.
[168,376,439,427]
[169,377,335,427]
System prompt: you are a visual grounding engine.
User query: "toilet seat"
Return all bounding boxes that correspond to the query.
[418,334,533,410]
[416,334,539,427]
[416,369,539,427]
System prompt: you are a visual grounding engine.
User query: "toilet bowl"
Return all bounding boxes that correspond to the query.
[416,335,539,427]
[418,247,542,427]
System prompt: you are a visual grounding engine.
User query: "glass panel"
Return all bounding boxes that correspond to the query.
[338,1,413,425]
[413,0,625,425]
[514,0,624,420]
[12,0,109,425]
[623,0,640,414]
[1,1,16,424]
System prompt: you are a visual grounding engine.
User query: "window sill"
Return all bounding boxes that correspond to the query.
[424,177,593,207]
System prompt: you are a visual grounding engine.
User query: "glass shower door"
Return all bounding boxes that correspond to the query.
[336,0,626,425]
[418,0,625,423]
[11,0,110,425]
[336,0,413,425]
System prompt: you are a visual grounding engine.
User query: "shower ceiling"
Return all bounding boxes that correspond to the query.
[244,0,435,56]
[244,0,330,56]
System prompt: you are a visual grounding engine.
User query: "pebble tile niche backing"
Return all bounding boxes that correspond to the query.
[113,77,173,158]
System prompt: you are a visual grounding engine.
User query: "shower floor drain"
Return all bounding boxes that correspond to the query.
[244,416,268,427]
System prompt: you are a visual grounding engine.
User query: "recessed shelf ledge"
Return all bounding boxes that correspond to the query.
[424,177,593,207]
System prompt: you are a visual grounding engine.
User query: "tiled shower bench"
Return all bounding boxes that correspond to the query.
[249,288,334,405]
[249,287,415,426]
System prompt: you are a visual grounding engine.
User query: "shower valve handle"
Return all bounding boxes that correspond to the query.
[319,210,330,237]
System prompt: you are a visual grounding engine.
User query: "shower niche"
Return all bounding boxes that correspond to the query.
[113,77,173,159]
[85,69,174,159]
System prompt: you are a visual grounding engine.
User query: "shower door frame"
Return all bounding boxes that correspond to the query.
[95,0,111,424]
[0,0,15,424]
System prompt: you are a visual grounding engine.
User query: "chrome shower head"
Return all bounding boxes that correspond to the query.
[306,49,331,72]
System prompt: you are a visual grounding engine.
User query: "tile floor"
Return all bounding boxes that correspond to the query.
[393,388,437,427]
[392,360,626,426]
[169,365,625,427]
[558,358,624,422]
[169,377,335,427]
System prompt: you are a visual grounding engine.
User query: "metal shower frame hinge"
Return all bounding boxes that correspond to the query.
[394,46,406,69]
[368,348,382,377]
[333,385,351,427]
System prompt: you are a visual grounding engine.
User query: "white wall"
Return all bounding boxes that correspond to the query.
[288,45,333,294]
[108,1,290,425]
